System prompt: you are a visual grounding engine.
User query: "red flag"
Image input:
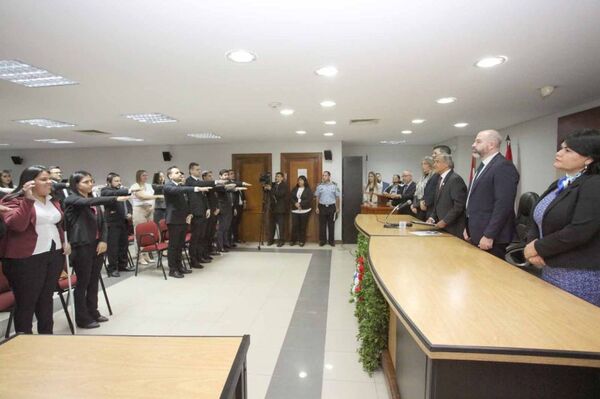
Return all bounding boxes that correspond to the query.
[505,135,513,162]
[468,154,476,184]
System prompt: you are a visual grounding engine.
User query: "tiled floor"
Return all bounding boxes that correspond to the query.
[1,244,391,399]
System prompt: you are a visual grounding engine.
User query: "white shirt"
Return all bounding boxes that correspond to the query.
[292,187,312,214]
[439,169,451,186]
[131,183,155,207]
[33,196,62,255]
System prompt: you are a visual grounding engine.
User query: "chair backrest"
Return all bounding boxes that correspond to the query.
[158,218,168,241]
[135,221,160,247]
[515,191,540,242]
[0,262,10,294]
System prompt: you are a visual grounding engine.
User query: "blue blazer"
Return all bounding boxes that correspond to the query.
[466,153,519,245]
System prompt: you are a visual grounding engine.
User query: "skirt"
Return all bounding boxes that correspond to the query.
[542,266,600,307]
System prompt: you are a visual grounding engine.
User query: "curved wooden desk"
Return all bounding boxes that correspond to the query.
[355,215,600,399]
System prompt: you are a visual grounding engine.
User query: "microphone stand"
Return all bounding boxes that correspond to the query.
[383,200,412,228]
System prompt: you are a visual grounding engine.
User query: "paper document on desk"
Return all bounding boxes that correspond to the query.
[410,231,442,236]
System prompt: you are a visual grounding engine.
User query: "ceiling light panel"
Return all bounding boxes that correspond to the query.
[436,97,457,104]
[323,132,334,136]
[320,100,336,108]
[226,50,257,63]
[411,119,426,124]
[323,120,337,125]
[475,56,507,68]
[110,136,145,142]
[0,60,78,87]
[454,122,469,128]
[187,133,222,139]
[315,66,338,77]
[50,140,75,144]
[280,108,295,116]
[401,130,413,134]
[123,113,177,124]
[295,130,307,135]
[16,119,76,128]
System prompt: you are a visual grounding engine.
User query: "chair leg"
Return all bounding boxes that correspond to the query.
[127,246,134,268]
[158,251,167,280]
[99,274,113,316]
[57,290,75,335]
[135,249,140,276]
[103,255,111,277]
[183,247,191,270]
[5,309,14,338]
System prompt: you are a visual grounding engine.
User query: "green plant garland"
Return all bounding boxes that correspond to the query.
[350,232,389,375]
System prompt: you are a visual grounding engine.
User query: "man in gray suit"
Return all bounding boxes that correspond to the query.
[427,153,467,238]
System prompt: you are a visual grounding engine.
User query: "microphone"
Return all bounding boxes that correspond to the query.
[383,200,412,228]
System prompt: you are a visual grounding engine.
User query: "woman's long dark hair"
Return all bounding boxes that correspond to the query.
[152,171,165,185]
[1,170,14,188]
[564,129,600,175]
[69,170,93,196]
[295,175,311,191]
[4,165,49,200]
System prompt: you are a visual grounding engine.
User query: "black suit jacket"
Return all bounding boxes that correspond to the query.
[185,176,215,217]
[100,186,132,225]
[163,181,195,225]
[51,180,69,207]
[290,186,313,210]
[64,193,114,247]
[422,173,439,211]
[526,174,600,270]
[466,153,519,244]
[431,170,467,238]
[269,181,289,214]
[232,189,246,210]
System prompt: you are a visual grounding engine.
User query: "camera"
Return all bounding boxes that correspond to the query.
[259,172,272,185]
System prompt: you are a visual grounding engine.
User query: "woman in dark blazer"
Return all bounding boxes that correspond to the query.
[65,171,129,328]
[289,176,313,247]
[524,129,600,306]
[0,165,70,334]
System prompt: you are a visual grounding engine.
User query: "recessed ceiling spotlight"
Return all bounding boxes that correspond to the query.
[49,140,75,144]
[0,59,78,87]
[110,136,144,142]
[539,85,556,98]
[320,100,336,108]
[436,97,457,104]
[411,119,426,124]
[226,49,257,63]
[295,130,307,135]
[475,56,507,68]
[16,119,76,128]
[401,130,413,134]
[323,132,335,136]
[280,108,295,116]
[314,66,338,77]
[187,133,222,139]
[268,101,283,109]
[323,120,337,125]
[380,140,406,144]
[123,113,177,124]
[454,122,469,128]
[0,143,9,146]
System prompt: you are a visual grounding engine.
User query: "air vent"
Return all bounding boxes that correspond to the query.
[349,118,380,126]
[74,129,111,136]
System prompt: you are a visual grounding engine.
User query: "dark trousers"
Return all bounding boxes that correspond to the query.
[230,206,243,242]
[167,223,187,272]
[318,204,336,244]
[70,243,103,326]
[217,210,233,250]
[487,243,509,259]
[291,212,310,243]
[106,221,129,272]
[190,216,207,265]
[205,213,218,254]
[3,248,64,334]
[269,213,286,243]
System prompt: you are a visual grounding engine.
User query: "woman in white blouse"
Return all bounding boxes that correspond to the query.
[130,170,163,264]
[289,176,313,247]
[363,171,382,205]
[0,165,71,334]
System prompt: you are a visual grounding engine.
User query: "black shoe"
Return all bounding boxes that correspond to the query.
[235,240,242,244]
[221,248,229,253]
[169,270,184,278]
[319,242,325,247]
[267,240,274,246]
[299,242,305,247]
[108,270,120,278]
[95,315,109,323]
[200,257,212,263]
[289,242,296,246]
[119,266,135,272]
[191,264,204,269]
[78,321,100,329]
[205,255,214,260]
[230,243,237,248]
[277,242,284,247]
[329,242,335,247]
[180,268,193,274]
[210,251,220,256]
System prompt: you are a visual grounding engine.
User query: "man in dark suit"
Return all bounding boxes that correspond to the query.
[101,173,134,277]
[265,172,289,247]
[202,170,219,256]
[228,169,246,245]
[164,166,212,278]
[397,170,416,214]
[464,130,519,259]
[427,153,467,238]
[420,145,452,219]
[49,166,69,206]
[186,162,217,269]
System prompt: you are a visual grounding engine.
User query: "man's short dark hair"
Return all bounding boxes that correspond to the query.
[167,166,179,178]
[275,172,283,178]
[219,169,229,176]
[188,162,199,171]
[323,171,331,176]
[49,166,60,170]
[433,145,451,154]
[106,172,120,184]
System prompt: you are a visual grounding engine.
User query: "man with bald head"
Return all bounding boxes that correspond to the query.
[464,130,519,259]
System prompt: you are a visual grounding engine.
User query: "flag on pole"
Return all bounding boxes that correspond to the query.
[468,154,477,184]
[505,135,513,162]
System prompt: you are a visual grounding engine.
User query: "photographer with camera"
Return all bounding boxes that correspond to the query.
[264,172,289,247]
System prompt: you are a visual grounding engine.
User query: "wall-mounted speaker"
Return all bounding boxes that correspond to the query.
[11,156,23,165]
[162,151,172,162]
[324,150,333,161]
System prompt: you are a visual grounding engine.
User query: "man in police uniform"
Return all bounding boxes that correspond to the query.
[314,171,340,247]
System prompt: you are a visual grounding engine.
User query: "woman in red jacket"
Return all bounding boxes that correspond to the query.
[0,165,71,334]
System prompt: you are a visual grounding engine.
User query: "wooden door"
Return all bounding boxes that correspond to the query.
[232,153,272,242]
[280,152,323,242]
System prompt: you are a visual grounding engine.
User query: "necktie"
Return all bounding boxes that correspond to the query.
[473,162,484,181]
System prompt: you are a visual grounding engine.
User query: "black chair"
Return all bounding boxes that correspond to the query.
[505,192,539,268]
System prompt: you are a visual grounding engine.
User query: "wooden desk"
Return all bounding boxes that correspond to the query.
[360,204,393,214]
[354,214,451,237]
[358,217,600,398]
[0,335,250,399]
